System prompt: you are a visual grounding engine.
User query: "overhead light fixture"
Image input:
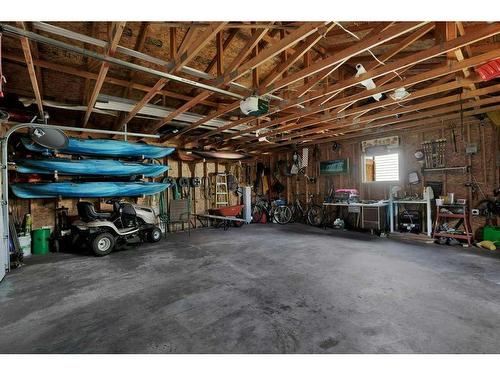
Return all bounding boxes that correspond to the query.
[390,87,410,101]
[355,64,382,101]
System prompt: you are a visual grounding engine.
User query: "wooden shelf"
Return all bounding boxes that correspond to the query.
[437,213,466,218]
[434,232,472,240]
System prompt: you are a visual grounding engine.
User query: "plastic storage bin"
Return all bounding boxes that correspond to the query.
[32,228,51,255]
[483,225,500,243]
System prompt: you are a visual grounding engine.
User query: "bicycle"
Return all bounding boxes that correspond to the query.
[289,193,324,226]
[252,195,292,225]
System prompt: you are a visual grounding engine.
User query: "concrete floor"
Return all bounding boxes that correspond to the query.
[1,223,500,353]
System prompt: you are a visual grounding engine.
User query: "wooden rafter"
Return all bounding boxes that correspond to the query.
[261,22,428,95]
[112,21,150,130]
[232,47,498,150]
[205,29,238,74]
[198,22,431,144]
[157,23,325,141]
[274,103,500,150]
[259,78,474,140]
[227,24,500,141]
[262,94,500,150]
[266,82,498,144]
[259,22,336,88]
[2,52,220,108]
[154,27,270,140]
[292,22,395,99]
[113,22,227,132]
[82,22,126,128]
[17,22,44,119]
[2,21,500,151]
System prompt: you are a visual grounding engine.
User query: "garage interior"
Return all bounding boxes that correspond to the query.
[1,20,500,354]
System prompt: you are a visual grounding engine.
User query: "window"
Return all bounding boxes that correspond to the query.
[363,152,400,182]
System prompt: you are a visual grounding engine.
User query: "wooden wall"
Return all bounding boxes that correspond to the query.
[10,158,244,233]
[262,116,499,234]
[8,116,500,237]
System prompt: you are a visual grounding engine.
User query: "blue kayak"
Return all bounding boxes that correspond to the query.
[16,158,168,177]
[21,137,175,159]
[11,182,170,199]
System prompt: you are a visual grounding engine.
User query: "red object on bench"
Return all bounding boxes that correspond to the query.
[209,204,244,217]
[476,58,500,81]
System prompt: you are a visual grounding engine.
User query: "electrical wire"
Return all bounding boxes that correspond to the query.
[333,22,386,67]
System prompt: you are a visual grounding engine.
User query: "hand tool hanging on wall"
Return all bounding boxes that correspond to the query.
[177,177,190,198]
[254,162,265,190]
[421,139,446,168]
[451,124,458,153]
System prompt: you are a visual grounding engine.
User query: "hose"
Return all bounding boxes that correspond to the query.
[158,177,169,227]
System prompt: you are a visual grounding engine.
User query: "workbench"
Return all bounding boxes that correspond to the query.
[389,197,433,237]
[323,201,389,231]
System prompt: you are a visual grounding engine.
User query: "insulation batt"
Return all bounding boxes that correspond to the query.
[355,64,382,101]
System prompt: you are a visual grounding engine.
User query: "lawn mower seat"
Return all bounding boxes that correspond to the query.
[77,201,112,222]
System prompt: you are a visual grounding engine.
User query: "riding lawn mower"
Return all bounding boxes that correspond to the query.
[71,199,162,256]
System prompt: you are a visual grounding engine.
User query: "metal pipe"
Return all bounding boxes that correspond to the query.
[0,122,162,271]
[0,24,245,100]
[30,22,294,105]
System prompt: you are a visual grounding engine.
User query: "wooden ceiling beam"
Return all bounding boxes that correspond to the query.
[16,22,44,119]
[211,23,433,142]
[273,104,500,150]
[259,22,336,88]
[293,22,395,99]
[112,22,150,131]
[153,28,270,140]
[453,21,480,101]
[113,22,227,132]
[258,94,500,150]
[229,46,500,144]
[232,24,500,140]
[306,24,435,108]
[259,78,474,139]
[268,82,500,143]
[261,22,428,95]
[168,23,335,143]
[82,22,126,128]
[218,22,324,85]
[205,29,238,74]
[2,52,221,107]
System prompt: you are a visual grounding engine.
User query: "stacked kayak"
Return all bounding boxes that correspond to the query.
[12,137,174,199]
[21,137,175,159]
[16,158,168,177]
[11,182,170,199]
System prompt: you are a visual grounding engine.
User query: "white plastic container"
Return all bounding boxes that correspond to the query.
[18,234,32,257]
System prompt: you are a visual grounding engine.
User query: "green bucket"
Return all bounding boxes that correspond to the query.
[32,228,51,255]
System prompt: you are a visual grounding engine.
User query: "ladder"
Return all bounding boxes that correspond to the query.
[214,173,229,207]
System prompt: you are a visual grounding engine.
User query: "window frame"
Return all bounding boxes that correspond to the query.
[361,149,401,184]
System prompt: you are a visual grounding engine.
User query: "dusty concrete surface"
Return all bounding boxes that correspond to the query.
[1,224,500,353]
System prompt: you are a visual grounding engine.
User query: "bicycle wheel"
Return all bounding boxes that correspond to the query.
[252,204,265,223]
[274,205,292,224]
[307,205,324,226]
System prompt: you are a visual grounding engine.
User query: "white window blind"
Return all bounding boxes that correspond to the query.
[374,153,399,181]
